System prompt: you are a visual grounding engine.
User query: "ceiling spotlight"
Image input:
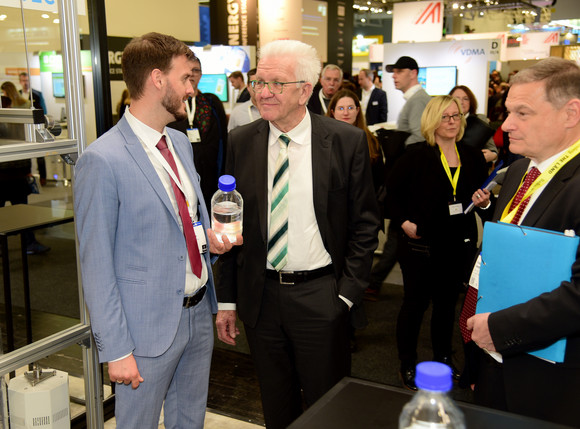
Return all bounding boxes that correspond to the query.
[387,9,392,14]
[452,3,459,9]
[480,11,484,16]
[41,13,50,19]
[460,5,465,10]
[467,3,473,8]
[0,14,7,21]
[460,13,464,17]
[361,18,366,23]
[53,18,59,24]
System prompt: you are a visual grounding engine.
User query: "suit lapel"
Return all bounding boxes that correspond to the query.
[523,154,580,227]
[310,114,331,238]
[253,121,270,243]
[118,118,180,226]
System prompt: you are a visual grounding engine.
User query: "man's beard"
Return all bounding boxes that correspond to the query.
[162,83,187,122]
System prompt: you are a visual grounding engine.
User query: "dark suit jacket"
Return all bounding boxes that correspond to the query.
[307,87,327,115]
[358,87,387,126]
[216,113,380,327]
[487,155,580,425]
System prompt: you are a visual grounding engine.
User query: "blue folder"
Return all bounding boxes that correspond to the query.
[477,221,579,363]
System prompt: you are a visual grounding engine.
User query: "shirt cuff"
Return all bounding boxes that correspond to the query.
[480,200,492,210]
[339,295,353,309]
[218,302,237,311]
[110,352,132,362]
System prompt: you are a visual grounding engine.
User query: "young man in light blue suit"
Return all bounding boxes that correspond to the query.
[74,33,239,428]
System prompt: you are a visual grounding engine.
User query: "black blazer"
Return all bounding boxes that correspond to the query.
[359,88,387,126]
[485,155,580,425]
[216,113,381,327]
[307,87,325,115]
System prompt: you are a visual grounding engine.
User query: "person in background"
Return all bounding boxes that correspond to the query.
[116,88,131,121]
[373,73,382,90]
[19,72,47,113]
[167,56,228,212]
[216,39,380,429]
[229,71,250,103]
[450,85,498,163]
[227,68,261,132]
[307,64,342,115]
[389,95,488,391]
[19,72,48,186]
[357,68,387,125]
[466,57,580,428]
[385,56,431,147]
[74,32,239,428]
[2,81,30,108]
[327,89,384,193]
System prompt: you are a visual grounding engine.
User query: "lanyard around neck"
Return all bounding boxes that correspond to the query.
[185,97,196,128]
[319,89,328,115]
[500,138,580,223]
[440,144,461,200]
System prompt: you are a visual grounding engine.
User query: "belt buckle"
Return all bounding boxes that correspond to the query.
[279,271,295,285]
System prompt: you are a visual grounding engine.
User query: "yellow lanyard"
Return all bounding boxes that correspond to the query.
[440,145,461,201]
[501,138,580,223]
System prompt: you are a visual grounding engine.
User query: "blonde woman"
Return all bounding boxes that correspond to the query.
[387,95,489,390]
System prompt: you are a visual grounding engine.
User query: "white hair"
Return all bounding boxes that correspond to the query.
[258,39,321,86]
[322,64,343,82]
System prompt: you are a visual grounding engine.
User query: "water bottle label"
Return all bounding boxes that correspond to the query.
[193,221,207,254]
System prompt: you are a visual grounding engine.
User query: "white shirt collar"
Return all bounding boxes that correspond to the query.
[124,107,171,151]
[269,110,311,146]
[531,146,572,173]
[403,84,423,100]
[362,84,375,95]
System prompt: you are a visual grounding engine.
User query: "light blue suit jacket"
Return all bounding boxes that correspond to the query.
[74,117,218,363]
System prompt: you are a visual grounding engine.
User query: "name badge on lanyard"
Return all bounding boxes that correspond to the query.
[448,202,463,216]
[185,97,202,143]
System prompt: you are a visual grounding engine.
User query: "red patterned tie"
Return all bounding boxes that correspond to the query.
[459,166,541,343]
[156,136,202,277]
[507,166,541,225]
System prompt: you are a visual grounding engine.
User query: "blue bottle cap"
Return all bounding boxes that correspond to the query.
[218,175,236,192]
[415,361,453,392]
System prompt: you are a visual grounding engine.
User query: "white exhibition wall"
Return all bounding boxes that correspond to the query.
[382,39,500,123]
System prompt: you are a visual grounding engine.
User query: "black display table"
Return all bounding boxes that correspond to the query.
[0,204,74,351]
[288,377,572,429]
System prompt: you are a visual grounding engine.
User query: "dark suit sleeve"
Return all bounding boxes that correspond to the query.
[378,89,388,123]
[336,129,381,304]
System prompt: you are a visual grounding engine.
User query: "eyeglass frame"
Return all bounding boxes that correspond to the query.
[250,80,306,94]
[335,105,357,112]
[440,113,464,123]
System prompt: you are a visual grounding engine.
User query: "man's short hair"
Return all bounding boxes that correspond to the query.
[360,69,374,81]
[19,72,29,79]
[321,64,343,82]
[510,58,580,109]
[247,68,257,80]
[229,71,244,82]
[421,95,466,146]
[259,40,321,87]
[122,32,195,100]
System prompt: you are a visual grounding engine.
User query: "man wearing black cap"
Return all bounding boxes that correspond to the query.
[385,56,431,147]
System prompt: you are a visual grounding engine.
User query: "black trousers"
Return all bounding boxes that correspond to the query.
[244,274,350,429]
[396,234,472,367]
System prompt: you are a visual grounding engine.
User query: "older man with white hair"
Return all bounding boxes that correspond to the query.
[216,39,380,428]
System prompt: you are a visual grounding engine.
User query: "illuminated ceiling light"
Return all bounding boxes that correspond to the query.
[41,13,50,19]
[382,0,387,3]
[460,5,465,10]
[353,4,360,9]
[459,13,464,17]
[357,34,364,39]
[367,1,371,4]
[467,3,473,8]
[480,11,484,16]
[361,18,366,22]
[53,18,59,24]
[387,9,392,14]
[0,14,6,21]
[452,3,459,9]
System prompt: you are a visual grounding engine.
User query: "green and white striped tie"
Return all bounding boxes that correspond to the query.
[267,134,290,271]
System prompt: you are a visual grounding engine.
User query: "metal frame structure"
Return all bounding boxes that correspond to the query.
[0,0,103,426]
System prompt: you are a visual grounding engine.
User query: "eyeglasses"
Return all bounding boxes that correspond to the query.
[191,68,202,76]
[441,113,463,123]
[250,80,306,94]
[336,105,356,112]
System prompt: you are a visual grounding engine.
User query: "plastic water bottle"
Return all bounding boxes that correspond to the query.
[399,361,466,429]
[211,175,243,243]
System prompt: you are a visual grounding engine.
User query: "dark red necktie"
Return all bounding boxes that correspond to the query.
[507,166,541,225]
[459,166,542,343]
[156,136,202,277]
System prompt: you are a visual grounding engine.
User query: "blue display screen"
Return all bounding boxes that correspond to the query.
[418,66,457,96]
[198,74,228,102]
